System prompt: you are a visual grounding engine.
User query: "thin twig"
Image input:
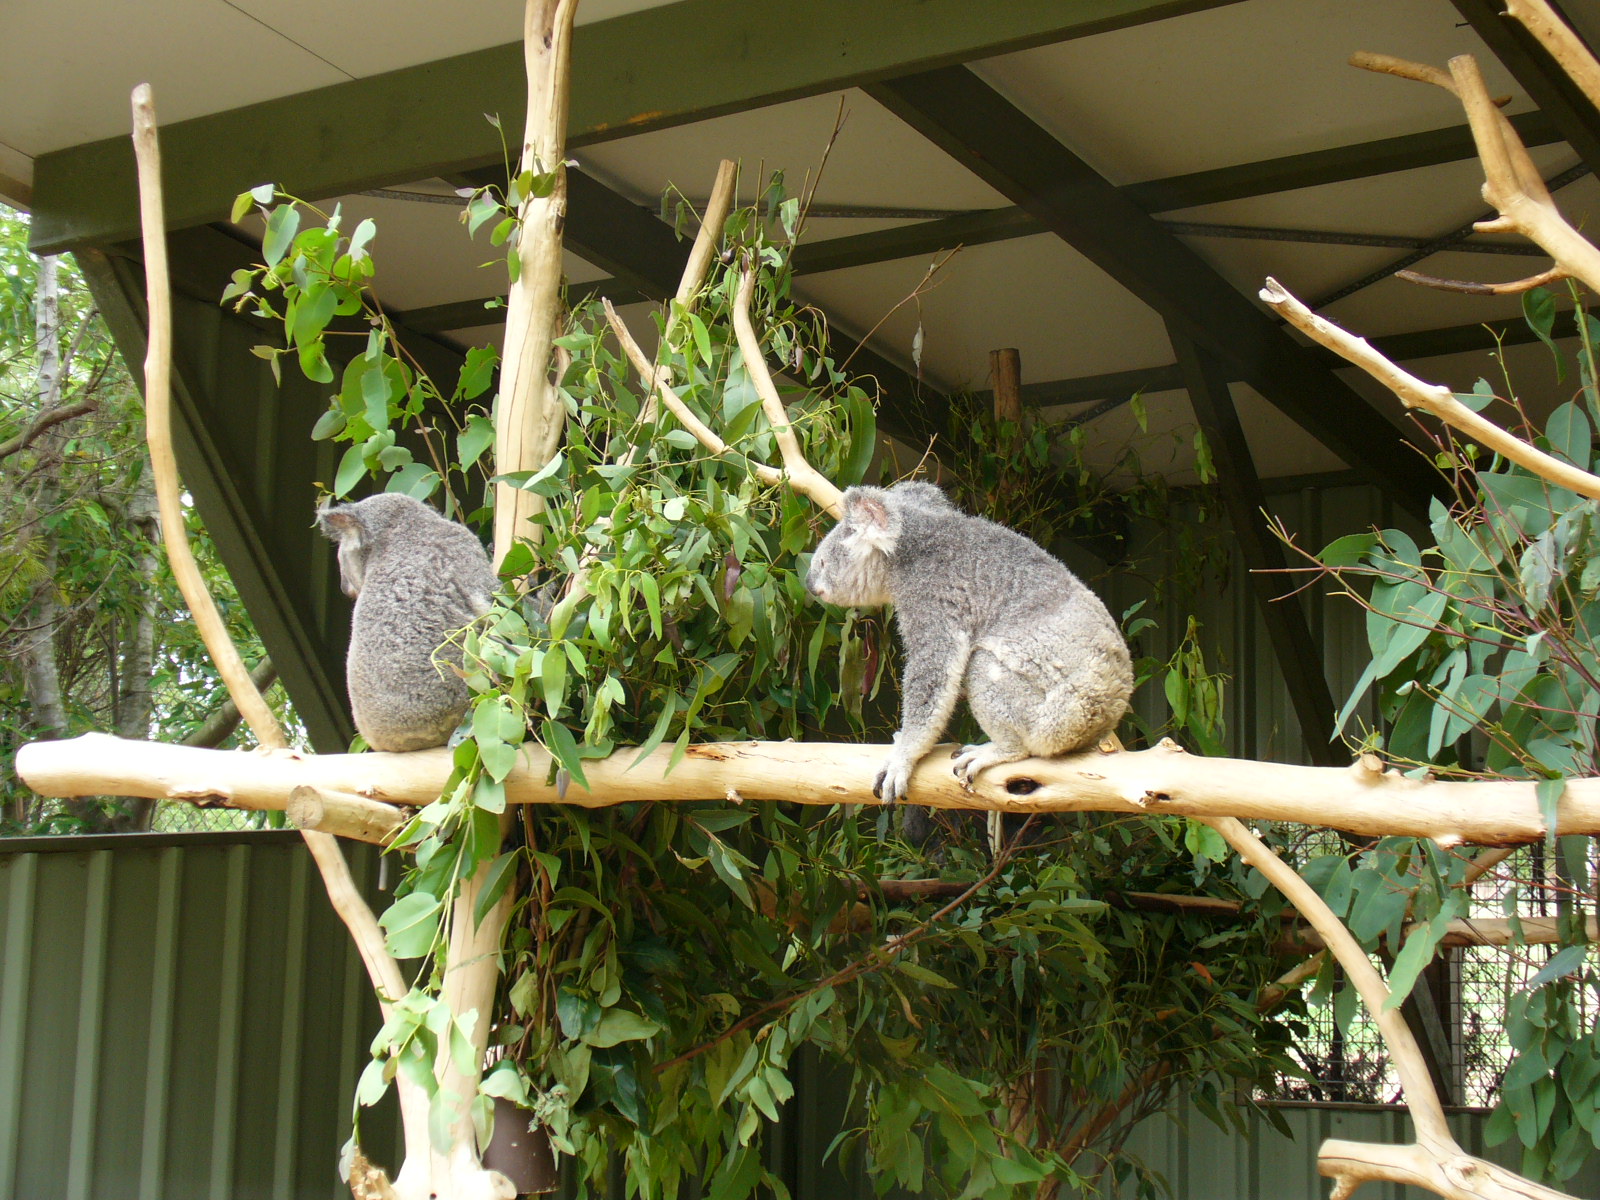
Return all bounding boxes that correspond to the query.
[655,816,1039,1074]
[1394,264,1566,294]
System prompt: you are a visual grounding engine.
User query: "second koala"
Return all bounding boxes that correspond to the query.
[805,481,1132,804]
[318,493,496,752]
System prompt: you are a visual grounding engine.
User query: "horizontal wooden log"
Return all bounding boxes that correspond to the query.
[16,732,1600,847]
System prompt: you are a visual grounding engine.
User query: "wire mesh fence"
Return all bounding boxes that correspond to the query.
[1266,842,1588,1109]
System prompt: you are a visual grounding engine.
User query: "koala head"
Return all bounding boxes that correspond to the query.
[805,485,901,608]
[316,493,436,599]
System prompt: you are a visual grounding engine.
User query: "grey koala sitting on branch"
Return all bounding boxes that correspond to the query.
[805,481,1132,804]
[317,493,496,752]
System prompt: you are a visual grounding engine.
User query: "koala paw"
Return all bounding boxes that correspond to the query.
[873,750,916,806]
[951,743,1007,790]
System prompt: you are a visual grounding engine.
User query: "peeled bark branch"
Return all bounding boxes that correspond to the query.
[1318,1139,1577,1200]
[731,266,844,518]
[129,83,420,1183]
[1261,276,1600,500]
[21,733,1600,847]
[1201,816,1452,1147]
[1505,0,1600,110]
[0,397,98,461]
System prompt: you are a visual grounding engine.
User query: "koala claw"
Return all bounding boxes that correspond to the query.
[951,743,1006,790]
[874,752,914,806]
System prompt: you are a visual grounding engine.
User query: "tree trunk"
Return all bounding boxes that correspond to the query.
[113,469,160,830]
[16,255,72,827]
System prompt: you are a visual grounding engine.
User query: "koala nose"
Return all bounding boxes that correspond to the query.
[803,568,822,598]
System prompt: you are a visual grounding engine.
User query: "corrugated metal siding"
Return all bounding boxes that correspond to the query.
[0,834,397,1200]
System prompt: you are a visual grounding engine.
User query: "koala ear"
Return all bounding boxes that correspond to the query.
[317,502,362,543]
[844,488,899,554]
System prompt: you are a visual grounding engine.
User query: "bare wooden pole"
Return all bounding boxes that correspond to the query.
[492,0,580,563]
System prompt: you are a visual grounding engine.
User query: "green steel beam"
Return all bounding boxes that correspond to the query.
[30,0,1243,256]
[1169,326,1340,767]
[1124,109,1560,212]
[866,65,1445,518]
[1451,0,1600,179]
[400,107,1565,332]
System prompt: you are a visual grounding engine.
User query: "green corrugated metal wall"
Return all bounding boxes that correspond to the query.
[0,833,397,1200]
[4,832,1594,1199]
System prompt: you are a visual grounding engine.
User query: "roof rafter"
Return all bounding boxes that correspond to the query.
[30,0,1246,255]
[864,65,1445,518]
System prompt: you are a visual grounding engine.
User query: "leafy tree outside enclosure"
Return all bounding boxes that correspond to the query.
[225,170,1297,1198]
[0,205,283,833]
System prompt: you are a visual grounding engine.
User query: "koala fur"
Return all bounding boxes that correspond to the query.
[805,481,1132,804]
[317,493,496,752]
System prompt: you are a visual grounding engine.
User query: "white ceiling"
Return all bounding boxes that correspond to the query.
[4,0,1598,487]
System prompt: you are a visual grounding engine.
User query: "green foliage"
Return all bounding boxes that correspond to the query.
[1305,285,1600,1182]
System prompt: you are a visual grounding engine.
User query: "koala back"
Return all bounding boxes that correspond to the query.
[318,494,496,751]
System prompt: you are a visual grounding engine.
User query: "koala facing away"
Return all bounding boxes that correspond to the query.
[317,493,496,752]
[806,481,1132,804]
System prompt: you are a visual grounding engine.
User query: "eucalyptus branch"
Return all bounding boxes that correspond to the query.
[603,299,784,489]
[1260,276,1600,500]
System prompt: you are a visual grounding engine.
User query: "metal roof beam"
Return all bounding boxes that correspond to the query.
[1169,325,1341,767]
[30,0,1244,255]
[865,65,1444,518]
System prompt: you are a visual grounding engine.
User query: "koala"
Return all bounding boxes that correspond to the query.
[317,493,497,752]
[805,481,1132,804]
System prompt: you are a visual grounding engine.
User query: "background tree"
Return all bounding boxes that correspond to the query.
[0,205,283,833]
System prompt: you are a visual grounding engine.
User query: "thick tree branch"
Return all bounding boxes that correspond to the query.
[1504,0,1600,121]
[1200,816,1452,1147]
[21,733,1600,847]
[731,266,844,518]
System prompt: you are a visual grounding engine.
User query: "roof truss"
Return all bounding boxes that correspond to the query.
[29,0,1245,255]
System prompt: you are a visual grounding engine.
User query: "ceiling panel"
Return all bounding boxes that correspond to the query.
[974,0,1531,185]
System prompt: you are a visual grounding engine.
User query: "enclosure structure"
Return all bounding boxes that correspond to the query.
[6,0,1600,1195]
